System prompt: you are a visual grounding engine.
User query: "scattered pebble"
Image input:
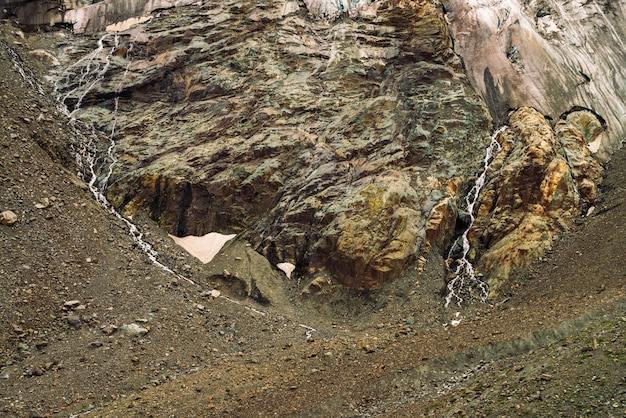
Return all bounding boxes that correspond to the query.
[34,198,50,209]
[0,210,18,225]
[63,300,81,309]
[101,324,118,335]
[66,314,81,328]
[120,323,149,337]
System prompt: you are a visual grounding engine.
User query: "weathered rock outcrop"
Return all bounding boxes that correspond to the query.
[50,0,619,299]
[0,0,64,26]
[442,0,626,159]
[468,107,603,294]
[0,0,195,32]
[64,0,199,33]
[57,0,494,290]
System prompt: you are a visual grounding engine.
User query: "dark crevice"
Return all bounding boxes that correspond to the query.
[176,181,193,236]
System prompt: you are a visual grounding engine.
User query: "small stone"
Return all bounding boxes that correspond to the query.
[34,341,48,350]
[196,304,205,311]
[362,345,375,353]
[0,210,18,225]
[11,323,24,334]
[63,300,80,309]
[209,289,221,299]
[101,324,118,335]
[27,365,45,377]
[67,314,81,328]
[540,373,552,381]
[34,198,50,209]
[120,323,149,337]
[89,341,103,348]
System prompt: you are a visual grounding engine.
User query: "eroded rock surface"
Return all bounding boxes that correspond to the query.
[442,0,626,159]
[49,0,619,298]
[55,0,494,290]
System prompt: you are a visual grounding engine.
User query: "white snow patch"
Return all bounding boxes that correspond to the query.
[169,232,236,264]
[276,262,296,279]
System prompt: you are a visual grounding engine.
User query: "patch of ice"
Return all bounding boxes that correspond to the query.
[169,232,236,264]
[276,262,296,279]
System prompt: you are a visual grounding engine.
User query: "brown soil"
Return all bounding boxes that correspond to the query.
[1,21,624,417]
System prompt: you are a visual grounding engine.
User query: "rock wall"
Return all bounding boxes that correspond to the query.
[64,0,199,33]
[442,0,626,159]
[0,0,197,32]
[0,0,65,26]
[57,0,495,290]
[51,0,618,298]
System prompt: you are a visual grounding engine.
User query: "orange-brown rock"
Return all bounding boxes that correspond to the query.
[468,107,604,295]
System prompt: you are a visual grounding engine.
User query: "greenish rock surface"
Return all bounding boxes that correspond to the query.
[56,0,494,290]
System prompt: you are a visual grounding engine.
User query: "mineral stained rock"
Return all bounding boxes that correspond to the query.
[468,107,603,295]
[58,0,494,290]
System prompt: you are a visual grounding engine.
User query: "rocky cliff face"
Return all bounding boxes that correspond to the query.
[47,0,623,299]
[56,0,495,290]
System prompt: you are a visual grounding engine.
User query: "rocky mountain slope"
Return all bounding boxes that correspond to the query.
[0,0,625,416]
[42,0,621,298]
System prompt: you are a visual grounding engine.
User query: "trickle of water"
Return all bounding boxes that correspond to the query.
[1,40,45,95]
[53,33,196,286]
[55,34,112,117]
[445,125,508,307]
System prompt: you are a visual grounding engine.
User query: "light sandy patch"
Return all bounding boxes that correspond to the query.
[169,233,236,264]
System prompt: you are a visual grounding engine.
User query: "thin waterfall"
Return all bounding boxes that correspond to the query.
[445,125,508,307]
[1,40,45,95]
[53,33,196,285]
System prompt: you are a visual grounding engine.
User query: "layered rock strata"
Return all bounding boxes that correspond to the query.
[57,0,494,290]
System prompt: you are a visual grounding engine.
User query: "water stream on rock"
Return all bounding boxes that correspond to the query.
[51,31,317,336]
[1,39,45,95]
[445,125,508,307]
[53,33,196,285]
